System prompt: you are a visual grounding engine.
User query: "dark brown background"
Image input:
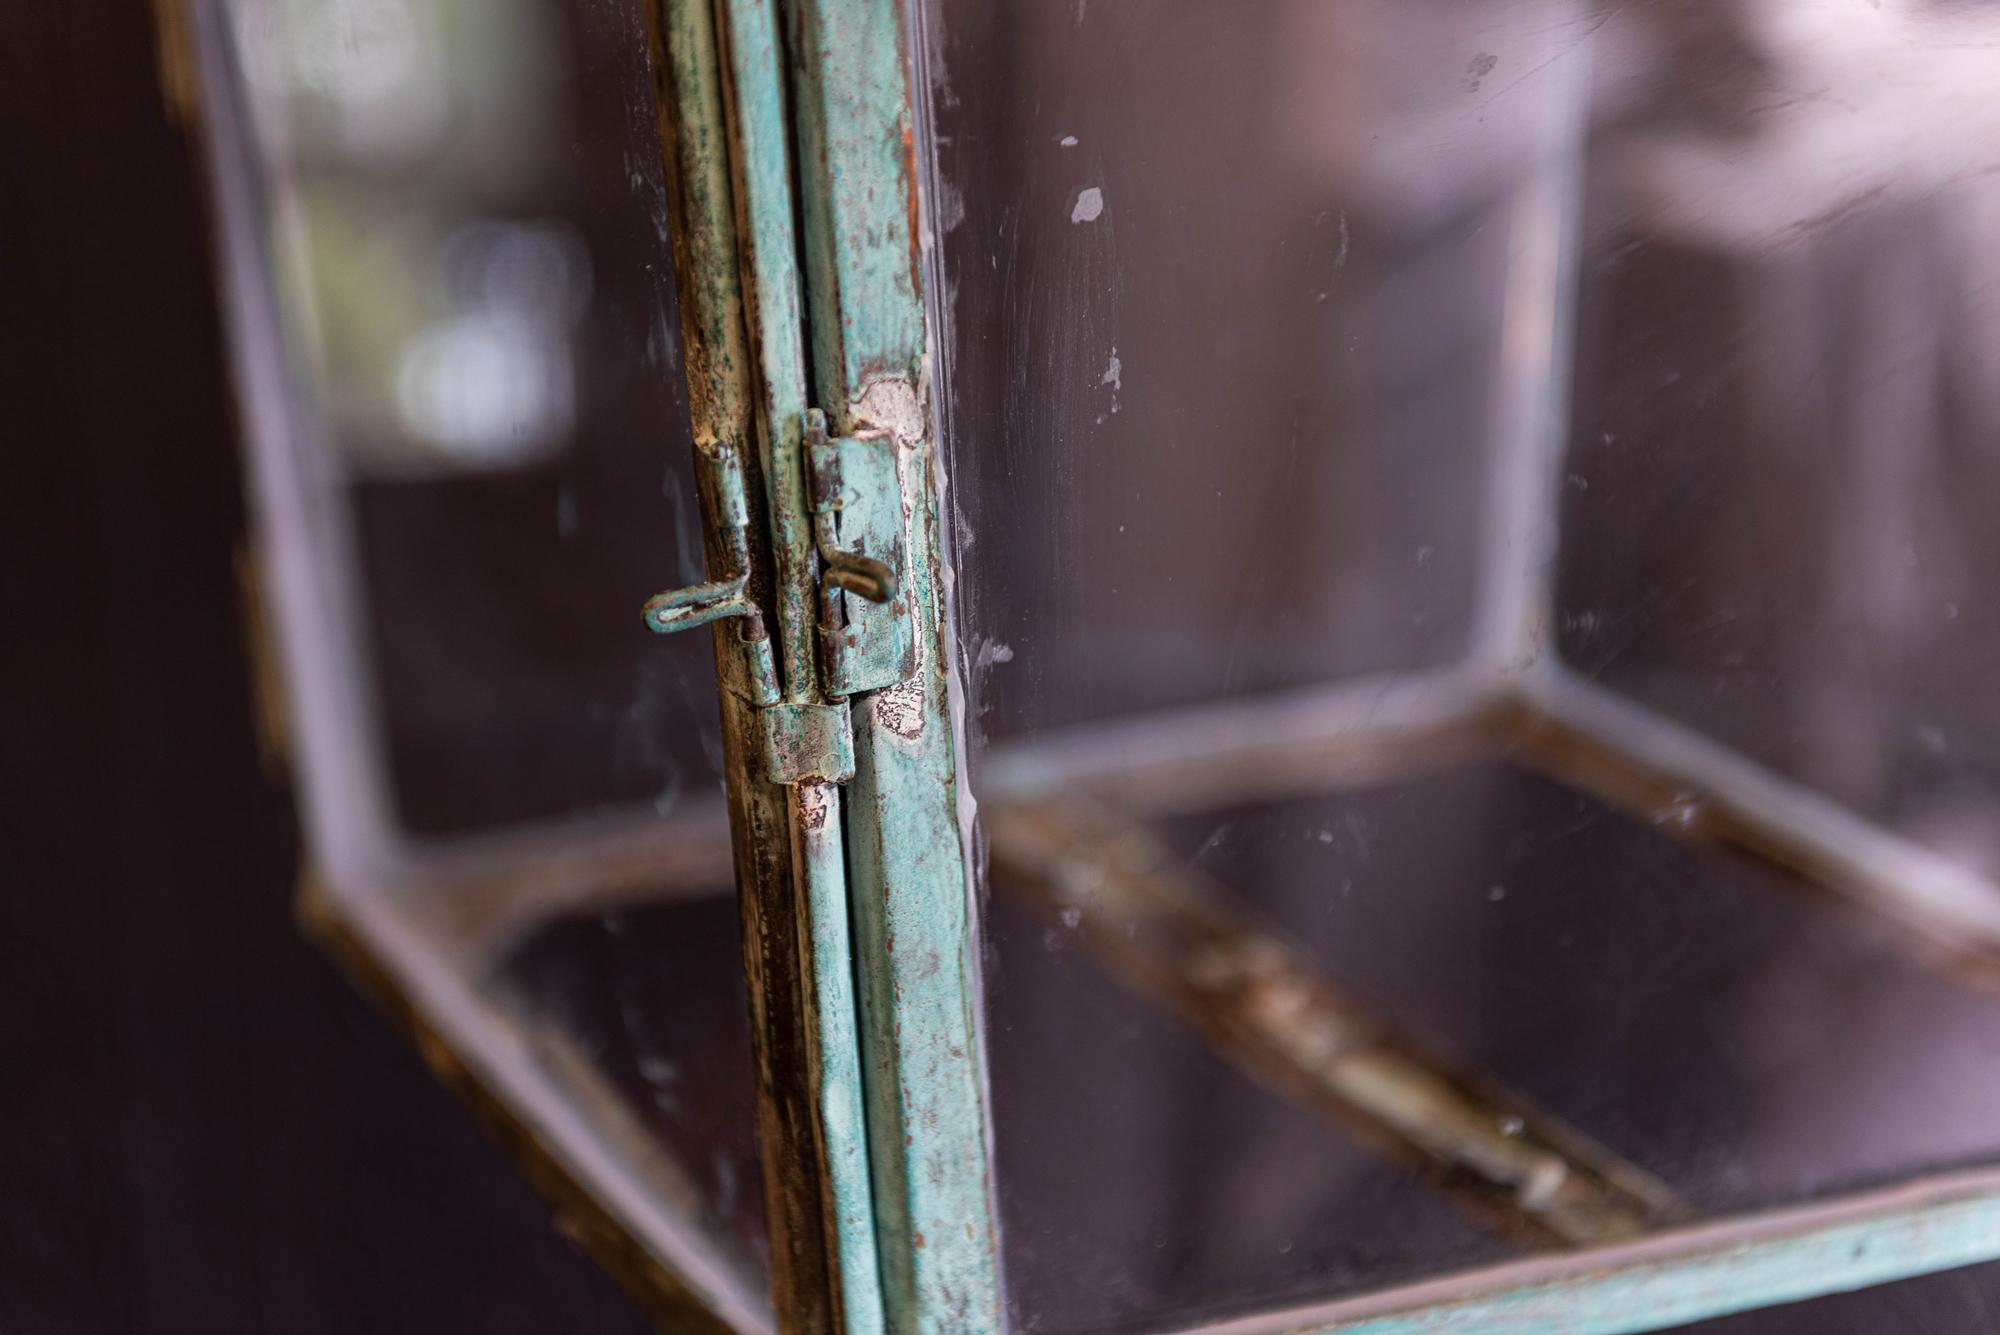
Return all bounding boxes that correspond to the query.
[0,6,653,1331]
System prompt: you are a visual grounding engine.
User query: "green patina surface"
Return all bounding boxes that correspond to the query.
[805,408,914,698]
[651,0,747,448]
[652,0,885,1328]
[715,0,820,705]
[784,0,1003,1330]
[785,0,927,398]
[1319,1192,2000,1335]
[792,778,888,1335]
[711,0,890,1328]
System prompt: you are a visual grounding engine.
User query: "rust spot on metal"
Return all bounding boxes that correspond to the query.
[903,118,922,294]
[797,781,835,833]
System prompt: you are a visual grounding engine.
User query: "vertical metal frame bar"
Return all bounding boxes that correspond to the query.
[1466,7,1589,678]
[781,0,1003,1328]
[648,1,882,1329]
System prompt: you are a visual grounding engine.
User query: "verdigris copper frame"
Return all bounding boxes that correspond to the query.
[655,0,1002,1324]
[781,0,1004,1327]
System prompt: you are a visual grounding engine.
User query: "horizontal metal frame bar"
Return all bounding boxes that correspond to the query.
[1516,668,2000,978]
[977,661,2000,983]
[1186,1165,2000,1335]
[397,798,736,962]
[413,650,2000,1327]
[979,665,1517,818]
[405,634,2000,1307]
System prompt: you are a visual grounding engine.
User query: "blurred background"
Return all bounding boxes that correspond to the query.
[11,1,2000,1332]
[0,6,657,1331]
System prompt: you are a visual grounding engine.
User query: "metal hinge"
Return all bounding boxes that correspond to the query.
[642,423,910,785]
[804,409,914,698]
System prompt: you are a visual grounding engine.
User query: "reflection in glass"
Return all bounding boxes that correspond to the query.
[921,0,2000,1328]
[209,0,761,1320]
[227,0,723,839]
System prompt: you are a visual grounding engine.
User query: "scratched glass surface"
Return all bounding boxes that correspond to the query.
[224,0,723,840]
[922,0,2000,1328]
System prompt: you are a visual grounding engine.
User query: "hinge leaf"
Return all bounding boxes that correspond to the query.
[805,409,914,696]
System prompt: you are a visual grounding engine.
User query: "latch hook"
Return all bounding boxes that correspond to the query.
[642,447,759,634]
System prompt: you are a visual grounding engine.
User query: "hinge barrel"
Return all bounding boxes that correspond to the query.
[758,701,856,784]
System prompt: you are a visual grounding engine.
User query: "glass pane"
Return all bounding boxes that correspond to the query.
[228,0,723,841]
[498,888,768,1292]
[922,0,2000,1327]
[1553,8,2000,877]
[927,1,1500,738]
[208,0,761,1321]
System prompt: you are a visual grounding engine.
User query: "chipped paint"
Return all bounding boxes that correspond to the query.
[871,679,927,745]
[855,376,931,453]
[648,0,887,1327]
[783,0,1002,1326]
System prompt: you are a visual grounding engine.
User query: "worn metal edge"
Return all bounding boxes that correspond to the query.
[697,0,892,1325]
[782,0,1002,1328]
[1179,1168,2000,1335]
[712,0,820,701]
[792,783,892,1335]
[187,0,870,1328]
[651,0,894,1329]
[185,5,756,1324]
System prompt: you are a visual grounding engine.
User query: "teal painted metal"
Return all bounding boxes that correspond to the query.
[784,0,1003,1329]
[708,0,891,1329]
[792,778,888,1335]
[760,702,857,785]
[716,0,821,705]
[806,408,915,697]
[651,0,886,1327]
[643,447,765,637]
[785,0,927,399]
[1287,1186,2000,1335]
